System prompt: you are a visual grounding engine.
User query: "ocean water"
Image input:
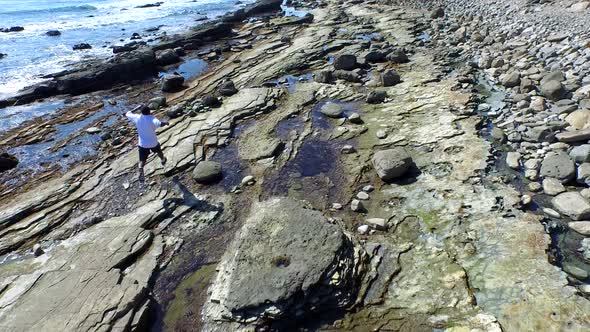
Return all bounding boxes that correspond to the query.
[0,0,255,99]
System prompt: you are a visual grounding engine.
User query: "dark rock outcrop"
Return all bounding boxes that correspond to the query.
[222,0,283,22]
[202,95,221,107]
[333,54,358,70]
[72,43,92,50]
[219,80,238,96]
[0,153,18,172]
[367,90,387,104]
[161,74,185,92]
[156,49,181,66]
[1,26,24,33]
[2,49,158,105]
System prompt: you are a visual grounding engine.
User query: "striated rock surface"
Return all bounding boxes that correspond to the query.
[0,201,169,331]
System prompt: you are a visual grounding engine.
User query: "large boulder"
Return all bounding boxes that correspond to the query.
[386,49,409,63]
[203,198,365,327]
[372,148,413,181]
[202,95,221,107]
[364,50,386,63]
[156,49,181,66]
[552,192,590,220]
[540,78,567,101]
[569,221,590,235]
[430,7,445,18]
[367,90,387,104]
[556,128,590,142]
[219,80,238,96]
[161,74,185,92]
[570,145,590,163]
[381,69,401,87]
[540,152,575,183]
[501,72,521,88]
[148,96,166,109]
[565,109,590,130]
[0,153,18,172]
[333,54,357,71]
[192,160,222,184]
[571,1,590,12]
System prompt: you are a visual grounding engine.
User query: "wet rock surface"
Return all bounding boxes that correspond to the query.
[2,0,590,331]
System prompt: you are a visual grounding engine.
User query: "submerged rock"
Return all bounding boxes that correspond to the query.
[203,198,366,328]
[372,148,413,181]
[320,102,343,118]
[72,43,92,50]
[1,26,24,33]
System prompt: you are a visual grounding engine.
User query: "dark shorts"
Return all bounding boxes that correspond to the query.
[138,144,163,163]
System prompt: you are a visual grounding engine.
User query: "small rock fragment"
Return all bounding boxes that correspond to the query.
[357,224,370,235]
[356,192,370,200]
[366,218,388,230]
[351,199,364,212]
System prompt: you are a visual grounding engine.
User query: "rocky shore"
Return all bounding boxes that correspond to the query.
[1,0,590,331]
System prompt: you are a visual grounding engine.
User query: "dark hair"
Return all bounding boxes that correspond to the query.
[140,105,151,115]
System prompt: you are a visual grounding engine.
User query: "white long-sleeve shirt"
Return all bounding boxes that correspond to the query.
[126,111,162,148]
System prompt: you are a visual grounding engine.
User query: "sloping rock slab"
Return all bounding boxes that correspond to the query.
[0,201,168,331]
[204,198,366,329]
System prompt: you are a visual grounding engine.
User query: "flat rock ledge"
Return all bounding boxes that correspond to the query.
[0,201,169,331]
[203,198,367,330]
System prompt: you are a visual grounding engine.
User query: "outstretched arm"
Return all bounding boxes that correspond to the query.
[125,105,143,118]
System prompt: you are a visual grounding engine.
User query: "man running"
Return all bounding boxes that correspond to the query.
[125,105,169,181]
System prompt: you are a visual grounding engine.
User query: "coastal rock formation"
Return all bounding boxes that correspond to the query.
[0,201,169,331]
[2,0,590,331]
[203,198,366,330]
